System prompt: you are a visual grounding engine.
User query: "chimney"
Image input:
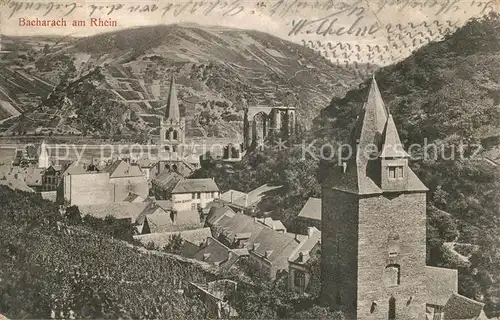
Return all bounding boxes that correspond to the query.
[244,194,248,207]
[203,253,211,261]
[342,162,347,173]
[230,191,233,203]
[264,250,272,258]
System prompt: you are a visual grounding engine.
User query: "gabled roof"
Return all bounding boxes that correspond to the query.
[249,228,300,263]
[136,158,157,168]
[172,178,219,194]
[62,162,87,175]
[141,208,202,233]
[288,228,321,264]
[297,197,321,221]
[0,176,34,192]
[329,76,428,195]
[133,227,212,248]
[425,266,458,306]
[164,75,180,120]
[219,184,281,208]
[443,293,486,320]
[104,160,144,178]
[40,191,57,202]
[152,171,183,191]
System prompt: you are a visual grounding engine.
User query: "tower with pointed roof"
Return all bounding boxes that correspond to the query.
[159,75,185,157]
[320,76,428,319]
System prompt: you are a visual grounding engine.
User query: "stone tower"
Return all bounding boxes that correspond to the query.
[321,76,429,319]
[38,140,50,169]
[159,75,185,158]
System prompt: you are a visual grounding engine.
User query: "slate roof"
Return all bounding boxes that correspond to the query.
[136,158,157,168]
[164,75,180,120]
[212,210,266,245]
[172,178,219,194]
[123,193,145,203]
[288,228,321,264]
[380,114,410,158]
[152,171,183,191]
[0,176,34,192]
[443,293,486,320]
[249,228,301,263]
[192,237,243,270]
[425,266,458,306]
[40,191,57,202]
[297,197,321,221]
[219,184,281,208]
[329,76,428,195]
[62,162,87,175]
[142,208,202,233]
[104,160,144,178]
[79,202,148,221]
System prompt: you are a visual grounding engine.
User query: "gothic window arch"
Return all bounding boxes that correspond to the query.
[172,130,178,140]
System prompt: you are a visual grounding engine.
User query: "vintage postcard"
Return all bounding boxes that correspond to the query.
[0,0,499,319]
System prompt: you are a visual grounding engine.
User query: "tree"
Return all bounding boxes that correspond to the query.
[65,205,81,225]
[163,234,183,255]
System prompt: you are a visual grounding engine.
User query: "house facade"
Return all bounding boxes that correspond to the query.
[171,178,220,212]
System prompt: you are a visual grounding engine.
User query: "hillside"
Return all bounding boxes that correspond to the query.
[0,186,221,318]
[0,24,372,138]
[314,12,500,317]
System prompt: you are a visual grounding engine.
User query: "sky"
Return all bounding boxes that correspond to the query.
[0,0,496,62]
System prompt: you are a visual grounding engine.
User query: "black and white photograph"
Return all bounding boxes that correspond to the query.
[0,0,499,319]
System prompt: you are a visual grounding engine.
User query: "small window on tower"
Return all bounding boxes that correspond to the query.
[388,166,403,179]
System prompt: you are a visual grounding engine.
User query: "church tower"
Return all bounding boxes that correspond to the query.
[321,76,429,319]
[159,75,185,158]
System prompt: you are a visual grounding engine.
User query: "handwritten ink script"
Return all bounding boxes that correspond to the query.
[0,0,496,66]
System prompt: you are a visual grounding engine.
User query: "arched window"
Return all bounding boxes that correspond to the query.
[172,145,177,153]
[165,146,170,152]
[173,130,178,140]
[384,264,400,287]
[388,296,396,320]
[165,131,170,140]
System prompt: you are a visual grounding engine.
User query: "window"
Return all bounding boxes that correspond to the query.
[293,270,306,290]
[197,192,201,199]
[192,193,196,199]
[191,203,197,210]
[172,145,177,152]
[173,130,178,140]
[211,192,215,198]
[388,167,396,179]
[165,146,170,152]
[388,166,404,179]
[384,264,401,287]
[389,296,396,320]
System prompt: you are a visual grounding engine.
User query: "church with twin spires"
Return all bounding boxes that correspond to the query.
[320,76,489,320]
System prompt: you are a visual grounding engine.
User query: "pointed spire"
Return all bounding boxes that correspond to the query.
[380,114,409,158]
[165,74,180,120]
[350,75,389,156]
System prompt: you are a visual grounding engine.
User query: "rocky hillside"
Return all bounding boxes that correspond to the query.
[1,24,371,138]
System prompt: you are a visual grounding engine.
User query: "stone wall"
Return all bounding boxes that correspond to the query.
[356,192,427,320]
